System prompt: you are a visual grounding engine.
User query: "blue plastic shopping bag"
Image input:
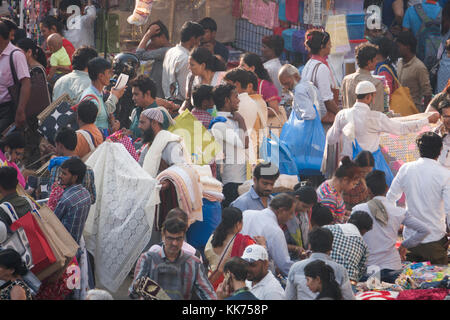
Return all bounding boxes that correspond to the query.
[260,131,298,175]
[279,106,326,175]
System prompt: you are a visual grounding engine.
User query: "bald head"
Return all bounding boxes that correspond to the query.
[47,33,63,53]
[278,64,301,91]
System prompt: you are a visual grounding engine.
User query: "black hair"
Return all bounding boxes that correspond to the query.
[198,17,217,32]
[373,37,398,64]
[253,162,280,181]
[356,93,374,100]
[166,208,188,225]
[269,193,295,211]
[0,21,10,40]
[246,70,258,92]
[334,156,360,181]
[395,31,417,54]
[241,53,272,82]
[262,35,285,57]
[223,257,249,282]
[355,42,379,68]
[224,68,252,90]
[304,260,343,300]
[211,207,242,248]
[147,20,169,39]
[311,204,334,227]
[71,46,98,71]
[17,38,48,68]
[192,85,213,109]
[55,127,78,151]
[77,100,98,124]
[0,248,28,276]
[130,75,157,99]
[304,29,330,55]
[163,217,188,234]
[438,99,450,115]
[0,166,19,190]
[0,131,26,153]
[180,21,205,43]
[416,132,443,159]
[190,47,225,72]
[212,84,236,110]
[87,57,112,81]
[40,15,63,34]
[60,157,86,184]
[354,150,375,168]
[1,17,17,34]
[365,170,387,197]
[348,211,373,233]
[309,227,334,253]
[294,185,317,205]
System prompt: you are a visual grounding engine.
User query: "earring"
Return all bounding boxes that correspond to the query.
[5,152,11,162]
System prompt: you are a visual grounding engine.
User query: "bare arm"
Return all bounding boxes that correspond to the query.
[15,77,31,128]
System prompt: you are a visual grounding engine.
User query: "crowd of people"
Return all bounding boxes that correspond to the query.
[0,0,449,301]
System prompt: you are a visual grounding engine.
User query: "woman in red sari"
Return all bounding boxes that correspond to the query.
[205,207,255,290]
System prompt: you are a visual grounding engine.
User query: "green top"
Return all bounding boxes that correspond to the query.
[0,193,32,226]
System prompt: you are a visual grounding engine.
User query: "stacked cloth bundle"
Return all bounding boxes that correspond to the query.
[157,164,204,226]
[191,165,224,202]
[395,262,450,290]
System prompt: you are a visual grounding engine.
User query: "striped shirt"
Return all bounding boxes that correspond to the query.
[317,180,346,224]
[54,184,91,244]
[129,245,217,300]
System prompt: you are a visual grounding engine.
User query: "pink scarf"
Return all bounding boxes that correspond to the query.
[0,150,26,188]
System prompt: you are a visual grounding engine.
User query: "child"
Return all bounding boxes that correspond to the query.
[304,260,343,300]
[46,33,71,84]
[191,84,215,129]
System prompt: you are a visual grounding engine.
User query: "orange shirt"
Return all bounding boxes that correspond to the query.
[74,123,104,159]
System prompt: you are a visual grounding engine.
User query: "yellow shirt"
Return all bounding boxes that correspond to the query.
[50,47,71,74]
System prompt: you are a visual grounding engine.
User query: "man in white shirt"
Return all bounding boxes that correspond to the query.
[327,80,439,185]
[387,132,450,265]
[162,21,204,102]
[262,35,285,96]
[435,100,450,169]
[60,0,96,49]
[353,170,429,283]
[211,84,248,207]
[223,68,260,164]
[278,64,326,119]
[240,193,296,277]
[242,244,285,300]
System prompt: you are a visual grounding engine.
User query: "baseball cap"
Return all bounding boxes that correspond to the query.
[355,81,377,95]
[241,244,269,262]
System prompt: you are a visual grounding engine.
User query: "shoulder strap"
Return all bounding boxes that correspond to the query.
[312,62,321,87]
[81,93,101,106]
[379,64,401,86]
[77,129,96,151]
[414,4,430,24]
[9,49,20,85]
[0,202,19,223]
[258,79,264,95]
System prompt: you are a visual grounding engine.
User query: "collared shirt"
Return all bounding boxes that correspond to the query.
[241,208,294,276]
[402,0,442,36]
[53,70,91,103]
[264,58,283,96]
[129,245,217,300]
[0,193,33,226]
[434,124,450,169]
[48,160,97,205]
[135,46,171,98]
[284,252,355,300]
[74,123,104,159]
[301,58,335,103]
[386,157,450,243]
[398,56,433,110]
[324,224,369,282]
[231,186,272,212]
[211,111,247,184]
[191,108,213,129]
[54,184,91,244]
[63,5,96,49]
[353,196,429,270]
[246,270,285,300]
[292,80,323,120]
[341,68,385,111]
[327,102,429,159]
[50,46,71,72]
[162,43,190,101]
[80,85,118,130]
[0,42,30,103]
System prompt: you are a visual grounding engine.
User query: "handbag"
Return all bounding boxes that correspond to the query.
[0,226,33,270]
[25,66,52,118]
[0,201,57,275]
[382,64,419,116]
[7,49,21,110]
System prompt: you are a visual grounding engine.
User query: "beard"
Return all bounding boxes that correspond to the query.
[142,127,155,144]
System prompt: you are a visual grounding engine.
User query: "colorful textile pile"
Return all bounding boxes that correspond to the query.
[240,0,279,29]
[192,165,224,202]
[106,130,139,162]
[396,262,450,289]
[356,290,399,300]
